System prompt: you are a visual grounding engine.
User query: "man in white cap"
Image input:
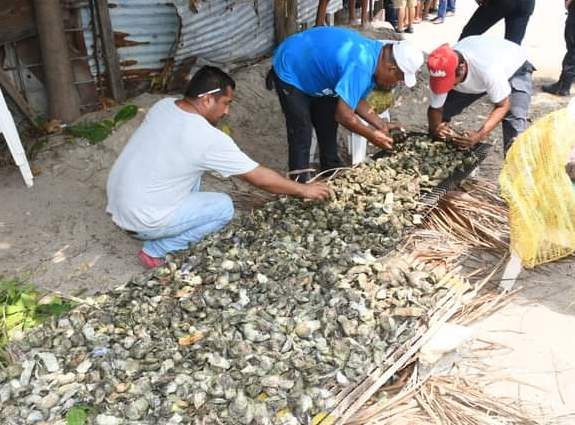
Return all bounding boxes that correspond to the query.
[268,27,423,181]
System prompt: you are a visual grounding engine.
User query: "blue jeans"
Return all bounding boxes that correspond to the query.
[437,0,455,18]
[134,191,234,258]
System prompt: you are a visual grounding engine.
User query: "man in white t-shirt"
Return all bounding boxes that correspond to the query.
[426,36,534,154]
[107,66,331,268]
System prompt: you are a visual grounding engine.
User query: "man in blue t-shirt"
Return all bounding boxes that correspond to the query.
[269,27,423,181]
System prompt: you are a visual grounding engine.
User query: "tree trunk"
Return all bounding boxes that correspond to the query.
[33,0,81,122]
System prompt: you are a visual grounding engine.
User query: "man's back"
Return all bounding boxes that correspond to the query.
[454,36,527,94]
[272,27,385,108]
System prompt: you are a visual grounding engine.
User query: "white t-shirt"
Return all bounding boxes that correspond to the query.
[430,36,528,108]
[106,98,258,231]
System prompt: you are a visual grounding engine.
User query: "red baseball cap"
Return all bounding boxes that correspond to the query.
[427,44,458,94]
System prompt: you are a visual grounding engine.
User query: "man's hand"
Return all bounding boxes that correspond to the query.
[433,122,455,140]
[299,182,332,200]
[451,130,483,149]
[387,122,408,143]
[369,129,394,150]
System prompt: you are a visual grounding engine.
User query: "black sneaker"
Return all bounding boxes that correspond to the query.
[405,26,414,33]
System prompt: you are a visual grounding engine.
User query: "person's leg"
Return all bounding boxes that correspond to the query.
[433,0,447,23]
[442,91,485,123]
[272,72,314,180]
[316,0,331,25]
[446,0,455,14]
[385,0,398,27]
[459,3,504,40]
[561,9,575,90]
[405,0,416,31]
[503,1,533,45]
[311,96,343,171]
[396,6,406,31]
[360,0,369,25]
[503,63,533,154]
[137,192,235,259]
[422,0,432,19]
[414,0,422,22]
[543,9,575,95]
[349,0,356,23]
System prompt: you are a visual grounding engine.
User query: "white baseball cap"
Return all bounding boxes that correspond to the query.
[392,41,424,88]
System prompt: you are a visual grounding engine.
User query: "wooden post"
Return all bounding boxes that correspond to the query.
[32,0,81,122]
[94,0,125,102]
[274,0,298,45]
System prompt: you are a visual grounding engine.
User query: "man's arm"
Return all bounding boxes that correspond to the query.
[335,99,394,149]
[452,97,510,148]
[477,97,510,137]
[238,166,331,200]
[356,99,389,131]
[427,106,444,136]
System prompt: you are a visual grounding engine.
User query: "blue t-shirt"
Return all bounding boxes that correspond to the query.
[272,27,387,110]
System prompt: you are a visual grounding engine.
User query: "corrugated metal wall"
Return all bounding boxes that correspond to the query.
[172,0,274,65]
[78,0,343,77]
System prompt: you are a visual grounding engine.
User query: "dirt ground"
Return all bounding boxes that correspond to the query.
[1,1,574,422]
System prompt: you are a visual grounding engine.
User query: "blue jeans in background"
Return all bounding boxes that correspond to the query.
[135,191,234,258]
[437,0,455,18]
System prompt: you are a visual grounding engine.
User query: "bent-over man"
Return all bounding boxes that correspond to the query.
[269,27,423,182]
[427,35,534,154]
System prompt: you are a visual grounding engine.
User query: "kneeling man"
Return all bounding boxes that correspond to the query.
[107,66,330,268]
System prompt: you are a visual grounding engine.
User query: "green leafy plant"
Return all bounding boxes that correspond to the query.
[0,277,76,365]
[66,104,138,145]
[66,404,94,425]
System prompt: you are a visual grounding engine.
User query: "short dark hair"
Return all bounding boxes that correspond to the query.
[184,66,235,99]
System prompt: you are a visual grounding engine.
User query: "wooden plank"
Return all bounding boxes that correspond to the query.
[94,0,126,102]
[0,66,39,128]
[274,0,298,45]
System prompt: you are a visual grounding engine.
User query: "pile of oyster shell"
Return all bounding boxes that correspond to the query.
[0,136,477,425]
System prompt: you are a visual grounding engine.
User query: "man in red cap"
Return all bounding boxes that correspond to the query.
[426,35,534,154]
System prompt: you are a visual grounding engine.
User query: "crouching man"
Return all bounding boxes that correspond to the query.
[107,66,331,268]
[426,35,534,154]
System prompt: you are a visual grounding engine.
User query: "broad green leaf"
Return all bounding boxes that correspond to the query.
[101,119,115,130]
[66,123,112,144]
[113,104,138,125]
[20,291,39,309]
[66,405,90,425]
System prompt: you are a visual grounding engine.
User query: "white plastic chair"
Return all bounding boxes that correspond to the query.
[310,109,391,166]
[0,87,33,187]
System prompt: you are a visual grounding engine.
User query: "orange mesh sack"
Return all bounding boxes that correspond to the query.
[499,105,575,268]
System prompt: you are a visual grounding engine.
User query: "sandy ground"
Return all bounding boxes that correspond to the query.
[1,2,574,422]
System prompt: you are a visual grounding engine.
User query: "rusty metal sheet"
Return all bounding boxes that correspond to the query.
[75,0,344,76]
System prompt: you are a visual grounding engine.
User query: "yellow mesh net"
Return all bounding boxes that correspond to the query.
[499,106,575,268]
